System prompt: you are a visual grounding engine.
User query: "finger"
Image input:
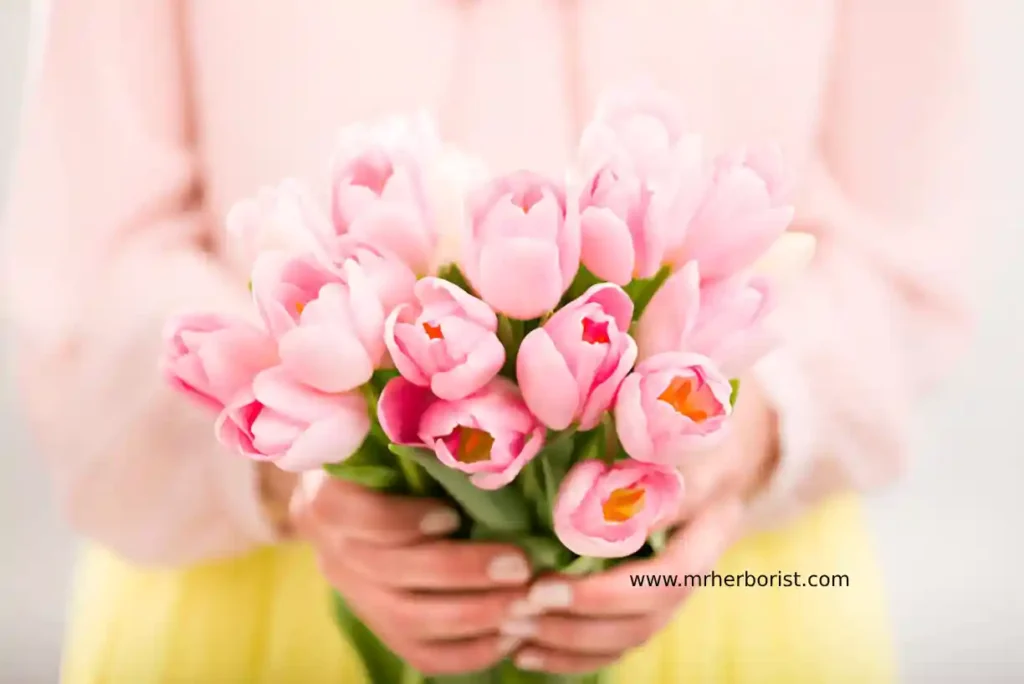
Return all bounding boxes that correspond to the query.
[499,612,658,656]
[320,558,529,641]
[512,646,620,676]
[401,635,516,676]
[335,538,532,590]
[292,470,461,544]
[526,497,744,617]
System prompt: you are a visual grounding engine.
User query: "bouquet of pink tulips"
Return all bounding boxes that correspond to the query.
[161,86,811,683]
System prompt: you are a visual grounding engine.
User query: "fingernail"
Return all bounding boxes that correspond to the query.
[500,618,536,638]
[508,599,543,618]
[498,636,521,656]
[300,469,327,500]
[419,508,460,535]
[515,652,544,671]
[488,554,531,584]
[527,581,572,609]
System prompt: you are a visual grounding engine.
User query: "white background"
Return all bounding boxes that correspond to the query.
[1,2,1022,682]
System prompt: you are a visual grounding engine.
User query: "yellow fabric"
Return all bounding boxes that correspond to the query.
[62,494,895,683]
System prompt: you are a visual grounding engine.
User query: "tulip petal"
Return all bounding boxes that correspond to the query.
[580,207,635,285]
[470,428,544,490]
[517,330,580,430]
[275,399,371,472]
[477,240,563,319]
[431,332,505,400]
[636,261,700,360]
[579,336,637,430]
[278,324,374,394]
[378,377,436,445]
[613,373,656,463]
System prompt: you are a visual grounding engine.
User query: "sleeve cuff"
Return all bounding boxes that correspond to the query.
[742,344,821,529]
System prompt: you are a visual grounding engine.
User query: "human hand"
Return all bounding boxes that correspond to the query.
[290,473,535,675]
[499,380,778,674]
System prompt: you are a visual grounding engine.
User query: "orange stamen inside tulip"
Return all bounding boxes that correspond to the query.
[581,317,611,344]
[455,427,494,464]
[658,376,711,423]
[602,486,646,523]
[423,321,443,340]
[295,302,306,315]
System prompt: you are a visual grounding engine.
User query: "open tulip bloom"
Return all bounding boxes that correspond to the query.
[160,85,815,684]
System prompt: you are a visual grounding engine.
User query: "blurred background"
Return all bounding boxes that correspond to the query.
[1,2,1022,682]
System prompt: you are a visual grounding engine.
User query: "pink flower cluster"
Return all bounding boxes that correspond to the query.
[161,86,796,559]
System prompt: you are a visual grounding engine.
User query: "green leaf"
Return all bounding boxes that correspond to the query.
[537,428,577,530]
[564,265,602,304]
[647,529,668,554]
[436,264,474,294]
[391,445,533,533]
[370,368,400,393]
[729,378,741,407]
[561,555,608,576]
[518,536,575,572]
[629,265,672,320]
[332,590,407,684]
[323,463,402,491]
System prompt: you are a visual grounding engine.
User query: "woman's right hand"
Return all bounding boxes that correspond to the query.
[290,471,534,675]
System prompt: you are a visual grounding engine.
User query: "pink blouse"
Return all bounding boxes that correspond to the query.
[2,0,975,565]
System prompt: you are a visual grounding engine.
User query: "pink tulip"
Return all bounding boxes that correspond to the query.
[161,313,278,413]
[329,115,441,275]
[636,261,774,375]
[225,179,333,267]
[667,144,795,280]
[250,244,413,393]
[216,366,370,472]
[553,459,683,558]
[576,86,707,285]
[385,278,504,400]
[463,171,581,320]
[578,83,691,182]
[614,352,733,466]
[378,377,545,490]
[517,284,637,431]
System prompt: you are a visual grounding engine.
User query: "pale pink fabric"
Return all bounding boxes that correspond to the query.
[1,0,975,565]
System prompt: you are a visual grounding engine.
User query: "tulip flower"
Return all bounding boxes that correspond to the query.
[378,377,545,490]
[553,459,684,558]
[225,179,333,267]
[328,114,442,275]
[636,261,774,375]
[161,313,278,413]
[385,278,504,400]
[667,144,795,280]
[462,171,581,319]
[575,86,707,284]
[517,284,637,431]
[216,366,370,472]
[615,352,733,466]
[250,243,414,394]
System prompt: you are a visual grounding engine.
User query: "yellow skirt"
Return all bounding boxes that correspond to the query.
[62,495,895,683]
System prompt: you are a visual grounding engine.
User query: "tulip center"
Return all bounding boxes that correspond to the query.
[422,321,443,340]
[602,486,646,523]
[454,427,494,464]
[658,376,713,423]
[295,301,306,315]
[581,317,611,344]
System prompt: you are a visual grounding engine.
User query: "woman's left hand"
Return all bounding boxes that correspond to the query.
[502,380,780,674]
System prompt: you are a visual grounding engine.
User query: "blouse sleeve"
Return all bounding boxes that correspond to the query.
[2,0,280,565]
[746,0,977,525]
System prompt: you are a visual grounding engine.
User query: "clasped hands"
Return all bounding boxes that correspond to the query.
[290,383,776,676]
